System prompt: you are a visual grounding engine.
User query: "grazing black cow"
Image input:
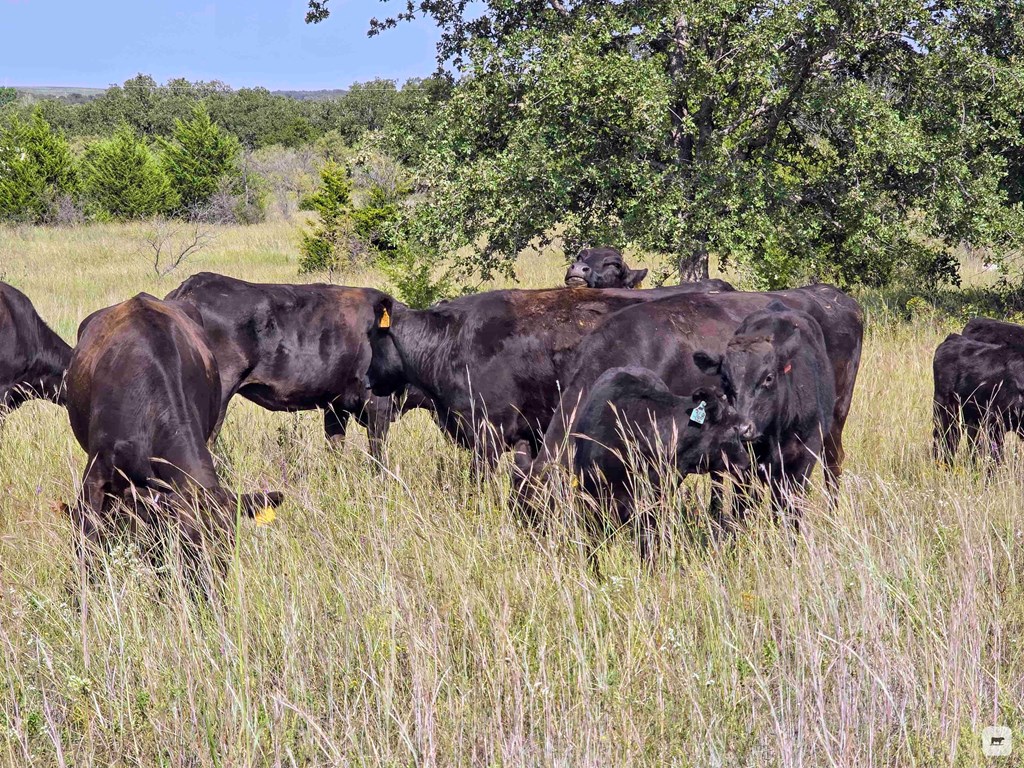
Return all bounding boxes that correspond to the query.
[514,367,748,560]
[532,285,862,503]
[693,305,836,526]
[962,317,1024,352]
[932,333,1024,464]
[166,272,420,461]
[64,294,283,593]
[564,247,649,289]
[365,283,736,464]
[0,282,72,422]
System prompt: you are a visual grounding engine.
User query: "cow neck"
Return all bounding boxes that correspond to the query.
[390,308,456,403]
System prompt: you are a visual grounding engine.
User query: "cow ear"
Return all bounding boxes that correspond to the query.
[623,268,648,289]
[374,296,395,332]
[693,350,722,375]
[692,387,726,422]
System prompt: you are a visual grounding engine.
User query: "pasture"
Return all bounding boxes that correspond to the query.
[1,222,1022,766]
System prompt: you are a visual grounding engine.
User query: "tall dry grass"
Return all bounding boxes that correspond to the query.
[0,222,1022,766]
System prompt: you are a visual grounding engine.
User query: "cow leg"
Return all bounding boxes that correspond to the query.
[635,504,661,568]
[70,470,110,585]
[354,396,395,465]
[822,426,844,500]
[984,420,1005,466]
[932,402,961,465]
[324,405,350,450]
[964,421,985,466]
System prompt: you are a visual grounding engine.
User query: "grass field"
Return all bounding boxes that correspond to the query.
[1,221,1023,766]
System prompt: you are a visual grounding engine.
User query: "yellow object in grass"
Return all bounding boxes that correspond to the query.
[253,507,276,526]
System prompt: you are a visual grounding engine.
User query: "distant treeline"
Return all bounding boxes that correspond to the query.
[3,74,451,152]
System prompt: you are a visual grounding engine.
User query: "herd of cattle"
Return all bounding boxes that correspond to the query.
[1,246,1022,591]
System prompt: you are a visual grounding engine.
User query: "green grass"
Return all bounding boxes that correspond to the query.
[1,222,1022,766]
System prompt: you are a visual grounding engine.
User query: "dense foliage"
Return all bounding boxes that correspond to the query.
[158,105,242,213]
[298,161,354,273]
[308,0,1024,290]
[0,112,77,223]
[79,126,176,220]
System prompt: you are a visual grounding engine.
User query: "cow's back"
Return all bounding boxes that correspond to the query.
[0,282,72,395]
[68,295,221,457]
[962,317,1024,352]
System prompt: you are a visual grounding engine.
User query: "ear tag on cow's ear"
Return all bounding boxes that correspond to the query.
[690,401,707,425]
[253,507,276,526]
[783,362,793,375]
[379,308,391,329]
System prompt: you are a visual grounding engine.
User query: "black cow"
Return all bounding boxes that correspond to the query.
[166,273,421,461]
[932,333,1024,464]
[514,367,748,561]
[564,247,649,289]
[0,281,72,423]
[694,305,836,526]
[531,286,862,504]
[63,294,283,593]
[962,316,1024,352]
[366,283,735,464]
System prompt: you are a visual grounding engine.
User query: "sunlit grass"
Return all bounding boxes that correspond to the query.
[0,222,1021,765]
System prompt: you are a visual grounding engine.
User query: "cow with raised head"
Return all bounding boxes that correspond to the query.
[513,367,748,562]
[932,333,1024,465]
[564,247,649,289]
[693,304,836,527]
[63,294,284,594]
[1,281,72,423]
[166,272,424,461]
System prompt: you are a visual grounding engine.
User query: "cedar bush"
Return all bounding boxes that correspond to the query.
[79,126,176,220]
[298,160,353,273]
[0,112,77,223]
[158,104,242,213]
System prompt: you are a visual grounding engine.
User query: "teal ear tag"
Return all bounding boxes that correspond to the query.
[690,400,707,425]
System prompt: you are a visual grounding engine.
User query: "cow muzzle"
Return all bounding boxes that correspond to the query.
[564,262,591,288]
[738,421,757,441]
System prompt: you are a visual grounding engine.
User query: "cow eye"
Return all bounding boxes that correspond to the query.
[762,373,775,388]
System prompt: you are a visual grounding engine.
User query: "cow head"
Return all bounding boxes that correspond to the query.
[693,310,799,443]
[564,248,648,289]
[366,295,407,397]
[678,388,750,474]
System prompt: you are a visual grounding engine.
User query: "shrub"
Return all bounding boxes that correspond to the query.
[80,126,176,220]
[298,161,353,273]
[158,104,241,213]
[377,245,455,308]
[248,145,318,219]
[351,185,403,256]
[0,112,77,223]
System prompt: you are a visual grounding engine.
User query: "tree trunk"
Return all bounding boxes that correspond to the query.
[678,236,709,282]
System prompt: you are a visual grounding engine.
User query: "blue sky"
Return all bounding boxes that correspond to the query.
[1,0,442,90]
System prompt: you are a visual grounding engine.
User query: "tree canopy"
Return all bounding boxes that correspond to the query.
[307,0,1024,288]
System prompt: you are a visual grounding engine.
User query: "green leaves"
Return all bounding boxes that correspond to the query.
[158,104,242,214]
[298,161,353,274]
[0,111,78,223]
[358,0,1024,288]
[79,126,176,221]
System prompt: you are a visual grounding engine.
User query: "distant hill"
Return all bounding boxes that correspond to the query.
[14,85,350,103]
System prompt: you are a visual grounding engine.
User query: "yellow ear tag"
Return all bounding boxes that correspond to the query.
[379,308,391,329]
[253,507,276,526]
